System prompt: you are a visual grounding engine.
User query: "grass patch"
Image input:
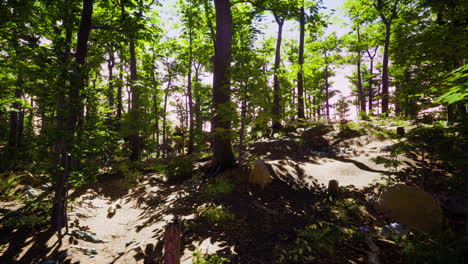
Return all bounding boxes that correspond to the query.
[199,205,235,222]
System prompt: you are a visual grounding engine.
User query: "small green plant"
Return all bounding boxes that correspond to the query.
[276,222,344,263]
[165,156,193,182]
[0,173,20,199]
[398,228,468,264]
[192,249,229,264]
[199,205,235,222]
[203,178,235,199]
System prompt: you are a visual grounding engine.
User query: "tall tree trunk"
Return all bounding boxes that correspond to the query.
[366,49,376,113]
[325,65,330,120]
[297,5,305,120]
[162,77,172,158]
[8,87,23,147]
[128,39,141,161]
[108,49,115,109]
[117,63,123,120]
[272,14,285,132]
[356,27,365,113]
[194,63,202,135]
[52,0,93,239]
[212,0,235,170]
[381,22,391,115]
[187,28,194,154]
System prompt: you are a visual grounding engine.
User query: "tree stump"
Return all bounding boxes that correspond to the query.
[396,127,405,136]
[328,179,339,198]
[164,218,181,264]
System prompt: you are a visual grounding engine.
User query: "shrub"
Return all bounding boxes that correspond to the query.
[165,157,193,182]
[193,249,229,264]
[203,178,235,199]
[199,206,235,222]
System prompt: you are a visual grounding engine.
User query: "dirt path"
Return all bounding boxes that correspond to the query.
[2,133,406,263]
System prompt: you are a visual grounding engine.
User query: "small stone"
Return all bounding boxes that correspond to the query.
[70,245,98,256]
[71,230,105,243]
[23,185,40,198]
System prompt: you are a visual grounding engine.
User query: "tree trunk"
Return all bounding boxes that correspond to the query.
[128,39,141,161]
[52,0,93,239]
[194,63,202,135]
[187,29,194,154]
[108,49,115,110]
[162,77,172,158]
[117,63,123,120]
[297,5,305,120]
[381,22,391,115]
[272,14,285,132]
[211,0,235,170]
[325,65,330,120]
[366,50,375,113]
[356,27,365,113]
[8,87,23,147]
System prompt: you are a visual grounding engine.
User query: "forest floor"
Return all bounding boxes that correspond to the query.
[1,121,465,264]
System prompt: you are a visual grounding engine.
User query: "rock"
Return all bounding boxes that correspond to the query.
[38,183,52,191]
[70,245,98,256]
[378,184,443,232]
[71,230,105,243]
[249,159,272,189]
[107,201,121,218]
[380,145,394,152]
[379,222,408,236]
[23,185,40,198]
[125,240,136,247]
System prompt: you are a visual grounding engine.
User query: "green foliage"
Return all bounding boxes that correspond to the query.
[0,173,20,199]
[165,156,194,182]
[199,205,235,222]
[203,178,235,199]
[192,249,229,264]
[398,229,468,264]
[3,196,52,230]
[276,222,344,263]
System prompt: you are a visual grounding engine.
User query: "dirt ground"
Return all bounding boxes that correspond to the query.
[0,130,409,264]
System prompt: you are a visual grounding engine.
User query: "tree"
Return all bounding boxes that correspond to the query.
[211,0,236,170]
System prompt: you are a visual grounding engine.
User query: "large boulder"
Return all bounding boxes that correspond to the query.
[378,184,443,232]
[249,159,272,189]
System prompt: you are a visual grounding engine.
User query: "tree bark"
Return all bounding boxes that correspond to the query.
[117,63,123,120]
[381,22,391,115]
[52,0,93,238]
[272,14,285,132]
[356,27,365,112]
[128,39,141,161]
[325,65,330,120]
[108,49,115,109]
[211,0,235,170]
[366,48,376,113]
[162,76,172,158]
[187,28,194,154]
[297,5,305,120]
